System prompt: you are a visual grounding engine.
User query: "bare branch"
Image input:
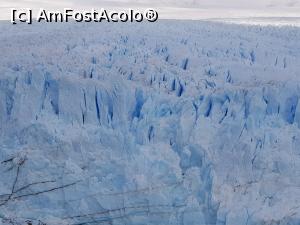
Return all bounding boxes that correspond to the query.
[13,180,56,194]
[12,181,79,200]
[64,203,186,220]
[1,157,15,164]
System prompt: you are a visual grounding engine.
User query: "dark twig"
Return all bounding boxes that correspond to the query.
[1,157,15,164]
[64,203,186,220]
[13,180,56,194]
[12,181,79,200]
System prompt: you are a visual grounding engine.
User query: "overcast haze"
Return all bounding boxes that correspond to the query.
[0,0,300,20]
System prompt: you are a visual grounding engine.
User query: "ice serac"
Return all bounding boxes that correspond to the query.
[0,21,300,225]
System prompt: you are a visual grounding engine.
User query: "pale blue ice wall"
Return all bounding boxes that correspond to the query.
[0,21,300,225]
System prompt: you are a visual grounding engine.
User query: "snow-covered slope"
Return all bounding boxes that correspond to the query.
[0,21,300,225]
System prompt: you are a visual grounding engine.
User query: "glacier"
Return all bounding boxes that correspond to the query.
[0,20,300,225]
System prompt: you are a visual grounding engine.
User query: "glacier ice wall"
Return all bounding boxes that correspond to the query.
[0,21,300,225]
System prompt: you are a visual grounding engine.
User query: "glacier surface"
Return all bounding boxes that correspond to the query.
[0,21,300,225]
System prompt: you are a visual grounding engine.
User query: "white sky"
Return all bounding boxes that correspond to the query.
[0,0,300,20]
